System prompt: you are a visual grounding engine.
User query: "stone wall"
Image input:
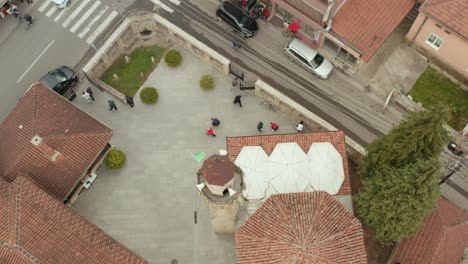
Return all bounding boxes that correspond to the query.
[255,79,367,162]
[83,13,230,102]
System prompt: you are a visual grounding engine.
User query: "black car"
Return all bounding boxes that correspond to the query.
[40,66,77,100]
[216,1,258,38]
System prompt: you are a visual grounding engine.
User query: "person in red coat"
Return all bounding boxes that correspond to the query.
[270,122,279,132]
[206,127,216,137]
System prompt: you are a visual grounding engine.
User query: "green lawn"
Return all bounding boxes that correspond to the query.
[101,45,166,96]
[410,67,468,130]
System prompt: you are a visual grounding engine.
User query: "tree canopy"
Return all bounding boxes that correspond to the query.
[356,105,450,244]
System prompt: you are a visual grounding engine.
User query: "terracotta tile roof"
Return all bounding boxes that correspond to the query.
[0,175,148,264]
[0,83,112,200]
[226,131,351,195]
[199,154,235,186]
[235,192,368,263]
[332,0,414,62]
[392,197,468,264]
[422,0,468,39]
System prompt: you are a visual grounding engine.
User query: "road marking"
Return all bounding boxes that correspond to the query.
[61,0,92,28]
[167,0,181,5]
[70,1,101,33]
[17,39,55,84]
[46,5,58,17]
[38,0,51,12]
[54,5,69,22]
[86,10,118,45]
[78,5,108,39]
[150,0,174,13]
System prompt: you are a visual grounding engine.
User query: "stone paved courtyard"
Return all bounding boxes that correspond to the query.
[73,48,298,264]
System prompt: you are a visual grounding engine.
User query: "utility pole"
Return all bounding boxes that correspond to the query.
[440,161,463,185]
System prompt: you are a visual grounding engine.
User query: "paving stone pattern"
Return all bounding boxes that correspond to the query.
[73,48,298,264]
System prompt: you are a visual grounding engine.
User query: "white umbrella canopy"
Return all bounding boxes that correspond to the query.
[268,143,310,193]
[307,142,345,195]
[235,146,270,199]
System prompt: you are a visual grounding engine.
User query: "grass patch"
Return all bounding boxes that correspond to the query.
[100,45,166,96]
[410,67,468,130]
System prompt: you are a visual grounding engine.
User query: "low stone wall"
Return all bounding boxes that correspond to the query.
[255,79,367,162]
[83,13,230,101]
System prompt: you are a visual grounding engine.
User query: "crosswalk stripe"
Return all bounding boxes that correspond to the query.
[86,10,118,45]
[167,0,181,5]
[150,0,174,13]
[38,0,51,12]
[54,7,67,22]
[78,5,108,39]
[69,1,101,33]
[61,0,92,28]
[45,5,58,17]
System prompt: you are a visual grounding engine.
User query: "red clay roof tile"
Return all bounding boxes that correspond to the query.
[0,83,112,200]
[332,0,414,62]
[200,155,235,186]
[0,176,147,264]
[392,197,468,264]
[226,131,351,195]
[235,192,368,263]
[422,0,468,39]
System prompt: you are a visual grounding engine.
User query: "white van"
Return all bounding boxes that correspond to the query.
[285,39,334,79]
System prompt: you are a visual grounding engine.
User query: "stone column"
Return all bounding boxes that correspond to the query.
[207,199,240,234]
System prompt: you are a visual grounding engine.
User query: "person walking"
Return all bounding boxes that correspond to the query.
[86,87,95,101]
[257,121,263,132]
[296,121,304,132]
[26,0,33,4]
[233,95,242,108]
[206,127,216,137]
[81,92,92,104]
[211,118,220,126]
[125,95,135,107]
[270,122,279,132]
[108,100,118,111]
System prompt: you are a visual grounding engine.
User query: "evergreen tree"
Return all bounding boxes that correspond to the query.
[361,105,450,178]
[356,105,450,244]
[356,158,440,242]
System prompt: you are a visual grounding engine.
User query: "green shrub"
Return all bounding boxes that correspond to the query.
[200,74,214,90]
[164,49,182,67]
[140,87,159,104]
[106,149,126,169]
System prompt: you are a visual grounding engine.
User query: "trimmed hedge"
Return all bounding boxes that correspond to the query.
[164,49,182,68]
[106,149,126,169]
[200,74,214,90]
[140,87,159,104]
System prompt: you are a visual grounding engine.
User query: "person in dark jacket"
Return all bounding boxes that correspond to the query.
[86,87,95,101]
[233,95,242,107]
[211,118,220,126]
[125,95,135,107]
[108,100,118,111]
[257,122,263,132]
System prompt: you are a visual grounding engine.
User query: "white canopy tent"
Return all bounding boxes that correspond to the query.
[307,142,345,195]
[268,143,310,193]
[234,146,270,199]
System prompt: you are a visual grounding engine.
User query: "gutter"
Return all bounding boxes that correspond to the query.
[313,0,338,36]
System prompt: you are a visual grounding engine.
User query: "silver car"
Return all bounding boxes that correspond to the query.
[53,0,71,8]
[285,39,334,79]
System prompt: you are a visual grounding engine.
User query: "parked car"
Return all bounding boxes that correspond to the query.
[40,66,77,100]
[53,0,71,8]
[284,39,334,79]
[216,1,258,38]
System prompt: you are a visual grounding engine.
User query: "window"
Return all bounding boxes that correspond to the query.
[425,33,444,50]
[289,49,311,67]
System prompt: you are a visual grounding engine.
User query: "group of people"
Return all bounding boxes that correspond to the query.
[206,117,305,137]
[81,86,135,110]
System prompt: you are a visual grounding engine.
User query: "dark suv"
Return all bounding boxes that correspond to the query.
[216,1,258,38]
[40,66,77,100]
